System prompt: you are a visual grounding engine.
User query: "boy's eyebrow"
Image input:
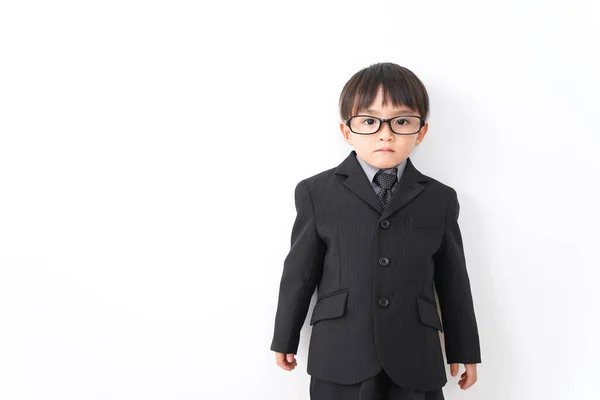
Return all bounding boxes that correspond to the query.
[360,108,416,115]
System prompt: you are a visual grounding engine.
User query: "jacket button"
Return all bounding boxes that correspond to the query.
[380,219,390,229]
[378,297,390,307]
[378,257,390,266]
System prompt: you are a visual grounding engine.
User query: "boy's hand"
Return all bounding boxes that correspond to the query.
[275,352,297,371]
[450,363,477,390]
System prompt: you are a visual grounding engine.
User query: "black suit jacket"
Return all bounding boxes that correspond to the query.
[270,150,481,391]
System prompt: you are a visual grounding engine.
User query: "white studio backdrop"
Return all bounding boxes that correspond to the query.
[1,1,599,399]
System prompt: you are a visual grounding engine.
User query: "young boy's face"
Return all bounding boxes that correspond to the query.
[339,86,428,169]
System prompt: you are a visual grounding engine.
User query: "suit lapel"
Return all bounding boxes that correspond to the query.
[335,151,384,214]
[334,150,432,220]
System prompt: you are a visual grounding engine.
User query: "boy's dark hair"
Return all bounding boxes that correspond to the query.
[339,62,430,122]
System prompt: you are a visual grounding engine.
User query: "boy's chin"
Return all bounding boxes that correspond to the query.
[371,152,404,165]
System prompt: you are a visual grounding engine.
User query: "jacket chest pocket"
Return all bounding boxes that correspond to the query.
[405,215,444,253]
[310,289,349,325]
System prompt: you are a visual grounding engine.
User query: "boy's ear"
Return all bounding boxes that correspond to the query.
[414,122,429,146]
[340,122,353,145]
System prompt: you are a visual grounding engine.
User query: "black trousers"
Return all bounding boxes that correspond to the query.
[309,368,445,400]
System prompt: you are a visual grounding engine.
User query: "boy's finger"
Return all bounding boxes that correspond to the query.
[277,360,292,370]
[449,363,458,376]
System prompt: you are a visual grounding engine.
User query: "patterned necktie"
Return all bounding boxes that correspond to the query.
[374,168,398,209]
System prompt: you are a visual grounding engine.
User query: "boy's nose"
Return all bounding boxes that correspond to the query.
[378,121,395,139]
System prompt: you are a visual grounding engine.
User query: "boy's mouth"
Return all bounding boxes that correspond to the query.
[376,148,394,152]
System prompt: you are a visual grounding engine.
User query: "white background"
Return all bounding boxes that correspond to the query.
[1,1,599,399]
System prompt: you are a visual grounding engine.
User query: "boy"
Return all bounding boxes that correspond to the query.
[270,62,481,400]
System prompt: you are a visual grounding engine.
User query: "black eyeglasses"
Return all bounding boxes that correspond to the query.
[344,115,426,135]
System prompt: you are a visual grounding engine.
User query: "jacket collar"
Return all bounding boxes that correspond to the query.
[334,150,432,220]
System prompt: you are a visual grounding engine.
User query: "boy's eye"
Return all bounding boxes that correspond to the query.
[357,118,377,126]
[394,118,409,126]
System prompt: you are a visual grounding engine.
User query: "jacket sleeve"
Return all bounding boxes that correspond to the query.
[433,188,482,364]
[270,180,326,354]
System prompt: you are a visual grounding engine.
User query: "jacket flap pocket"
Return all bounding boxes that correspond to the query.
[407,215,442,230]
[310,289,349,326]
[416,296,444,332]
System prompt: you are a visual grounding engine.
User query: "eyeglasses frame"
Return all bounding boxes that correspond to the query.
[344,114,426,135]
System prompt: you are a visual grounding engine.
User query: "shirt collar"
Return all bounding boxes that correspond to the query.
[355,153,408,184]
